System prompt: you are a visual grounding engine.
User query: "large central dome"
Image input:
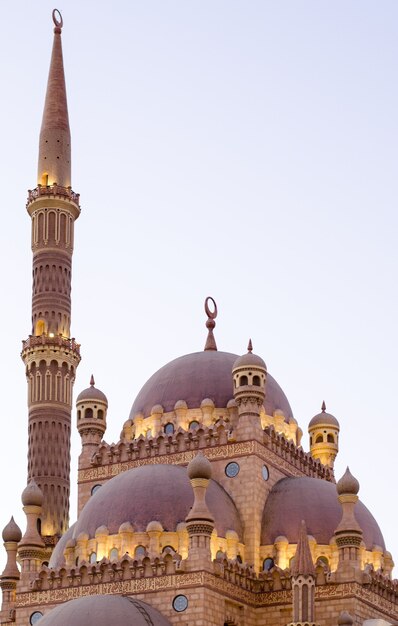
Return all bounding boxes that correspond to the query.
[130,350,293,420]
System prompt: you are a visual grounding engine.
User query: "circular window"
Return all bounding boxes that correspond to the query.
[172,594,188,612]
[91,484,102,495]
[225,461,240,478]
[164,422,174,435]
[30,612,43,624]
[263,557,275,571]
[262,465,269,481]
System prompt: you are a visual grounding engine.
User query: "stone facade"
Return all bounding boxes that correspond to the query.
[0,9,397,626]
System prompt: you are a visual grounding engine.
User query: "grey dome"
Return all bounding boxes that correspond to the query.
[38,594,171,626]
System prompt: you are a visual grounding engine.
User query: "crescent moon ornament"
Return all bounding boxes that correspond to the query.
[204,296,217,320]
[52,9,63,30]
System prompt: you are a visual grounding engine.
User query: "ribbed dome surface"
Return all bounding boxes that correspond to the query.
[130,351,292,420]
[38,594,171,626]
[261,476,385,550]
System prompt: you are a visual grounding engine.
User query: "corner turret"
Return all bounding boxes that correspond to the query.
[233,340,266,440]
[308,401,339,467]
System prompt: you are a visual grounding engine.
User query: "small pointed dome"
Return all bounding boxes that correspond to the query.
[233,339,266,370]
[22,480,43,507]
[291,520,315,577]
[2,517,22,543]
[337,467,360,495]
[308,401,339,429]
[187,452,212,480]
[337,611,354,625]
[76,375,108,405]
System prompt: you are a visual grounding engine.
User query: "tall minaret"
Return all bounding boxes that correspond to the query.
[21,9,81,542]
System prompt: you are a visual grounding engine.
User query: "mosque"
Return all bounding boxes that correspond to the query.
[1,9,398,626]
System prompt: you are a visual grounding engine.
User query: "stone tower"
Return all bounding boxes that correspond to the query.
[21,10,81,541]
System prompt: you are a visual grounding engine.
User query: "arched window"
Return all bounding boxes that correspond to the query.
[263,557,274,571]
[110,547,119,560]
[327,433,334,443]
[315,434,323,444]
[35,319,45,336]
[236,554,242,563]
[164,422,174,435]
[252,375,261,386]
[134,545,146,558]
[97,409,104,420]
[239,375,248,386]
[189,420,199,431]
[89,552,97,564]
[162,545,176,554]
[216,550,224,560]
[85,407,93,419]
[316,556,329,567]
[91,484,102,496]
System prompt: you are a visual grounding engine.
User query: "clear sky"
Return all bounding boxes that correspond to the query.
[0,1,397,572]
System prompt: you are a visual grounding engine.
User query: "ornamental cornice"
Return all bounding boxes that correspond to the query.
[78,439,331,484]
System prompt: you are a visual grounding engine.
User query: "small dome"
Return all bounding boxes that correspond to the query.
[174,400,187,410]
[187,452,212,480]
[233,340,266,370]
[22,480,43,507]
[37,594,171,626]
[337,467,360,495]
[309,401,339,429]
[146,520,163,532]
[261,476,384,550]
[2,517,22,542]
[76,376,108,405]
[151,404,164,415]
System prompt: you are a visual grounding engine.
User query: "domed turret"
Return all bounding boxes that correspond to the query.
[2,517,22,544]
[21,479,43,507]
[337,467,360,496]
[308,401,339,468]
[76,376,108,473]
[232,340,267,440]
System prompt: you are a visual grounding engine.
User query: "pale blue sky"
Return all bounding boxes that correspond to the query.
[0,1,397,570]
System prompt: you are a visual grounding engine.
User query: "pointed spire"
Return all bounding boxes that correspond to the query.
[90,374,95,387]
[291,520,315,577]
[247,339,253,353]
[321,400,326,412]
[38,9,71,187]
[204,297,218,351]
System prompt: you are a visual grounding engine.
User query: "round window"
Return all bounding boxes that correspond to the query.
[172,594,188,612]
[30,612,43,625]
[262,465,269,481]
[225,461,240,478]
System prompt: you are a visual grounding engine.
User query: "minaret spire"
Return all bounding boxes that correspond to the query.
[38,9,71,188]
[22,9,81,547]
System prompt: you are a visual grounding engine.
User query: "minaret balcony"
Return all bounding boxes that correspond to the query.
[21,333,81,364]
[26,184,80,217]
